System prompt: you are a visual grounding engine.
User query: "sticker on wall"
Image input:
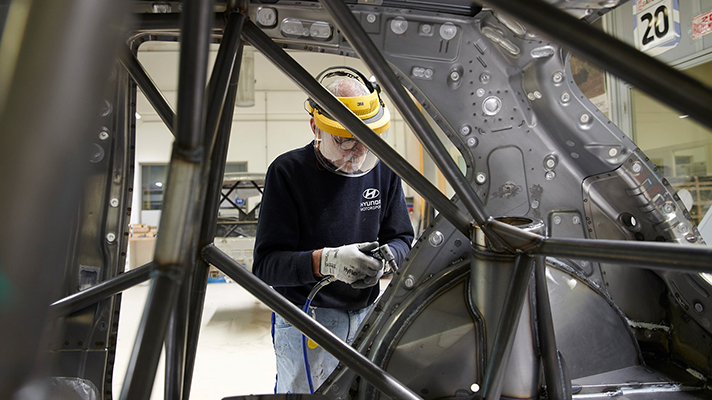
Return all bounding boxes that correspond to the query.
[692,9,712,40]
[633,0,681,56]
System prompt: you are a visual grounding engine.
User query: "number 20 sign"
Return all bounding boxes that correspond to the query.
[634,0,681,56]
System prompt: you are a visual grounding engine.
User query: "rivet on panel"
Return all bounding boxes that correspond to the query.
[404,275,416,289]
[428,231,444,247]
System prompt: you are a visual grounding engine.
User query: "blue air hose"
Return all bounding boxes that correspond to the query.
[302,275,337,394]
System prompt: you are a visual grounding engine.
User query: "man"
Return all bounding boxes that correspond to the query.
[252,66,414,393]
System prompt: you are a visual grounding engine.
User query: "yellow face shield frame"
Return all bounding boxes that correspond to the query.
[307,92,391,138]
[306,66,391,139]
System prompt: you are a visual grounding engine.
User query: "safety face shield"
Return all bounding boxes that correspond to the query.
[307,66,391,177]
[314,127,389,177]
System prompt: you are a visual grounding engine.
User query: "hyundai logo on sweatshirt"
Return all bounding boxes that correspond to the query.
[363,188,380,199]
[361,188,381,211]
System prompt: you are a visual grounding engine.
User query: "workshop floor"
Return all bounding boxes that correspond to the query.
[113,281,277,400]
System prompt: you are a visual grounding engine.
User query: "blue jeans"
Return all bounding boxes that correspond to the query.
[271,305,372,394]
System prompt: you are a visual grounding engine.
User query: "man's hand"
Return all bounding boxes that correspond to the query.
[320,242,384,288]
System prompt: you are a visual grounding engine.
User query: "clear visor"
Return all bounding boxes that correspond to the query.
[314,128,387,177]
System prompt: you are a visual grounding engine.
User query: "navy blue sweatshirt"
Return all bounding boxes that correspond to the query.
[253,142,414,310]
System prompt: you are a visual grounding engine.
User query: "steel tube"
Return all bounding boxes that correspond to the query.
[486,218,712,272]
[120,275,182,400]
[50,262,152,317]
[482,255,535,400]
[167,14,245,400]
[203,246,423,400]
[535,238,712,273]
[204,12,245,150]
[165,279,190,400]
[120,1,214,399]
[242,20,472,236]
[133,13,225,33]
[477,0,712,131]
[183,20,245,399]
[118,45,176,136]
[174,1,213,150]
[321,0,491,228]
[535,256,570,400]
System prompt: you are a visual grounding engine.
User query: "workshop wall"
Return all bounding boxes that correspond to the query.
[130,44,423,227]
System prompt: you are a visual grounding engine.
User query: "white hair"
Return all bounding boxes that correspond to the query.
[325,77,370,97]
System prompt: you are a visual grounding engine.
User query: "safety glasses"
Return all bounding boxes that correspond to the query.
[332,135,360,151]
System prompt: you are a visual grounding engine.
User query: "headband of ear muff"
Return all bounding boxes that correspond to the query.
[306,66,391,138]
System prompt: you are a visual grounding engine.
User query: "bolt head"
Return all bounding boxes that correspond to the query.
[99,130,109,140]
[608,148,618,157]
[553,71,563,83]
[390,17,408,35]
[572,216,581,225]
[553,216,562,225]
[580,113,590,123]
[460,125,471,135]
[428,231,444,246]
[545,158,556,169]
[631,162,643,173]
[106,233,116,243]
[110,198,119,207]
[479,73,490,84]
[561,92,570,103]
[545,171,556,180]
[476,173,486,184]
[366,13,377,24]
[450,71,461,81]
[440,22,457,41]
[404,275,416,289]
[467,137,478,147]
[482,96,502,116]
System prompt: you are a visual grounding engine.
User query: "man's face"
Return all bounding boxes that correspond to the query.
[319,130,369,173]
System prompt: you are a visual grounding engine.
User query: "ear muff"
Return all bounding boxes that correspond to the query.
[306,66,390,138]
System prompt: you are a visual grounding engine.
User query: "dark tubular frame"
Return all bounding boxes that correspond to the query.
[118,45,177,136]
[49,262,152,317]
[182,11,246,400]
[480,255,535,400]
[535,256,570,400]
[119,0,214,399]
[36,0,712,399]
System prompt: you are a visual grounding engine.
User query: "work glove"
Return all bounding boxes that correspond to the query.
[320,242,384,288]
